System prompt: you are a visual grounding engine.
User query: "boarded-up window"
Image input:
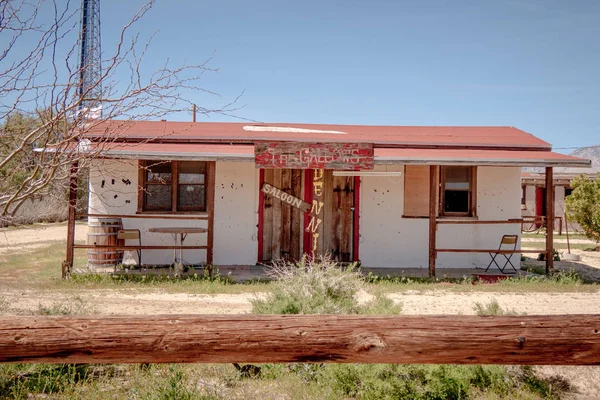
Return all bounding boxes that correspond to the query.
[403,165,430,217]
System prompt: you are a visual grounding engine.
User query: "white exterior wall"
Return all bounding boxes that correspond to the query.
[359,166,522,268]
[88,160,258,266]
[89,159,522,269]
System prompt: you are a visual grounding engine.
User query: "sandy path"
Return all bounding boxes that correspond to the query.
[390,291,600,315]
[0,289,259,315]
[522,237,597,244]
[3,288,600,316]
[0,222,88,255]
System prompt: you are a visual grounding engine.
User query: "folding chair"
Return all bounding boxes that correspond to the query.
[117,229,142,267]
[485,234,519,274]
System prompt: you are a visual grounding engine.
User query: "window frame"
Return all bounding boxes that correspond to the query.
[439,166,477,218]
[138,160,213,213]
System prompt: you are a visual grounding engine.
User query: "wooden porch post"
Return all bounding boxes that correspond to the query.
[64,162,79,279]
[428,165,437,278]
[206,162,216,268]
[545,166,554,274]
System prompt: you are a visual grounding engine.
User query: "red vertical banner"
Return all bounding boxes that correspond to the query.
[303,169,314,257]
[307,169,325,258]
[257,169,265,263]
[353,176,360,263]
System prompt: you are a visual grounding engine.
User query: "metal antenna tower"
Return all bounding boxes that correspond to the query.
[77,0,102,116]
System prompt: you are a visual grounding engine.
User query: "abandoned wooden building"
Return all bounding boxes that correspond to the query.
[63,121,591,277]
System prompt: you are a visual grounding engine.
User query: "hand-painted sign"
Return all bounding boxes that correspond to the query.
[255,142,374,170]
[306,168,324,256]
[261,183,311,213]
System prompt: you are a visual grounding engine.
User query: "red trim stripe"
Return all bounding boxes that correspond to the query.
[303,169,314,257]
[257,169,265,263]
[353,176,360,263]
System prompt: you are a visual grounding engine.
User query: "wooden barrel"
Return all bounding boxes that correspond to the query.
[87,218,124,268]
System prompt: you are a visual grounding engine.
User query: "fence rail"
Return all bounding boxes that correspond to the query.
[1,315,599,365]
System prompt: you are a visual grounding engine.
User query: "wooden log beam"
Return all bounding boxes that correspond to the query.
[1,315,600,365]
[546,167,554,274]
[78,214,209,221]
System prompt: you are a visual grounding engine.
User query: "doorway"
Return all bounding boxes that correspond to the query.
[258,169,359,263]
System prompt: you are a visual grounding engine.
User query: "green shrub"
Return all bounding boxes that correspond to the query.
[565,173,600,243]
[359,294,402,315]
[252,257,364,314]
[473,299,519,316]
[252,257,401,315]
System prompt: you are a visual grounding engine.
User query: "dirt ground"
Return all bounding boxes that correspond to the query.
[1,223,600,316]
[3,223,600,398]
[0,221,88,255]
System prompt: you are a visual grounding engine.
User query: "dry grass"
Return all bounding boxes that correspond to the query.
[3,231,600,397]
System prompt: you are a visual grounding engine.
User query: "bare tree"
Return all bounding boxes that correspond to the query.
[0,0,236,224]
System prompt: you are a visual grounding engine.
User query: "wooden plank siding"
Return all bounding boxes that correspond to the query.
[261,169,305,262]
[262,169,274,261]
[324,172,354,262]
[403,165,430,217]
[280,169,292,260]
[290,170,303,261]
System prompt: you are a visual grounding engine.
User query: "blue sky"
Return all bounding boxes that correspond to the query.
[12,0,600,151]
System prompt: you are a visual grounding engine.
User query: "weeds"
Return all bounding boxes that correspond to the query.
[35,295,98,315]
[72,266,233,285]
[149,366,214,400]
[473,299,520,316]
[513,268,586,285]
[259,363,569,399]
[364,272,474,285]
[0,364,93,399]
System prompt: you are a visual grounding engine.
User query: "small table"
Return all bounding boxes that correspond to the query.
[149,227,208,266]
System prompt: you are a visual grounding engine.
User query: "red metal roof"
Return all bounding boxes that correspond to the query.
[374,148,591,167]
[86,120,552,150]
[99,142,253,161]
[98,142,591,167]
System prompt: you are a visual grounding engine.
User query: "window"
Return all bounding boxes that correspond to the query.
[521,185,527,205]
[440,166,476,217]
[564,187,573,198]
[403,165,477,218]
[140,160,209,212]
